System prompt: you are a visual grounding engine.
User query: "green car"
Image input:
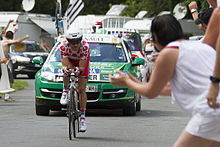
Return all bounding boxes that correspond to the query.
[34,34,145,116]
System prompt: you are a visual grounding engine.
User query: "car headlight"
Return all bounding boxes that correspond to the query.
[15,56,31,62]
[40,71,55,82]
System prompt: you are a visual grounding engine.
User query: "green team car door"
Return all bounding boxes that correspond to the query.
[35,34,144,116]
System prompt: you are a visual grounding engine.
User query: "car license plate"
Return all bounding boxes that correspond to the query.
[86,85,98,92]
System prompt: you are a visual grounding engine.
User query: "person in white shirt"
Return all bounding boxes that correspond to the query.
[110,13,220,147]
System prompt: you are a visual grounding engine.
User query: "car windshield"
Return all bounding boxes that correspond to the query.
[47,42,127,62]
[89,43,127,62]
[47,42,62,62]
[11,42,47,53]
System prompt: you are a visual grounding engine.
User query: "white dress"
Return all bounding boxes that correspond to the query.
[0,41,14,93]
[168,40,220,141]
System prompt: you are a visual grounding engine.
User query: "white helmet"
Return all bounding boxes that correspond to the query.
[66,27,82,44]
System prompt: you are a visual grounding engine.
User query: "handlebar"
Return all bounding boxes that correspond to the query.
[55,67,88,79]
[55,73,78,78]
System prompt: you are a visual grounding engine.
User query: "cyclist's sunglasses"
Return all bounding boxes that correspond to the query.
[67,39,81,45]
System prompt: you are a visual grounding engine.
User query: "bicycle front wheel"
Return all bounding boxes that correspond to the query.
[69,114,74,140]
[73,90,79,137]
[68,88,74,140]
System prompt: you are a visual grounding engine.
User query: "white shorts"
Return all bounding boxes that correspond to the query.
[185,113,220,142]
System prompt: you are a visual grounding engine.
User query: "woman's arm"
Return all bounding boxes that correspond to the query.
[110,48,178,99]
[207,34,220,108]
[203,8,220,49]
[188,1,203,31]
[207,0,217,8]
[7,35,29,44]
[0,19,13,37]
[160,82,172,96]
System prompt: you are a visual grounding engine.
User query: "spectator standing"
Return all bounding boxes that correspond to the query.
[1,31,29,102]
[0,19,14,99]
[110,14,220,146]
[0,57,7,77]
[0,57,7,98]
[188,1,214,34]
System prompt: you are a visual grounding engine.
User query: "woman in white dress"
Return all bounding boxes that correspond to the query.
[110,9,220,147]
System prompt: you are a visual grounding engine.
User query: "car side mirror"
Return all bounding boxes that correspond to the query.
[132,57,145,66]
[32,56,44,65]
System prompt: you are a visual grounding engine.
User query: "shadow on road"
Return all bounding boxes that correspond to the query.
[47,108,186,118]
[136,109,186,117]
[48,109,123,117]
[76,136,141,143]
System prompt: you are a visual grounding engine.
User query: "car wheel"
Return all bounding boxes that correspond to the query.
[36,105,49,116]
[123,101,136,116]
[136,93,141,111]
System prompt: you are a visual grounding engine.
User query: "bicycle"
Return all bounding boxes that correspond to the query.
[55,68,81,140]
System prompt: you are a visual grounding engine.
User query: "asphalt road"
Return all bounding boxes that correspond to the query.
[0,79,190,147]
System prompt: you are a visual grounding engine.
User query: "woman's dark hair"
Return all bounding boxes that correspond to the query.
[5,31,14,39]
[150,14,183,46]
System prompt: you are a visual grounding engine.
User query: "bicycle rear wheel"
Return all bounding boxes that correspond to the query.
[68,88,74,140]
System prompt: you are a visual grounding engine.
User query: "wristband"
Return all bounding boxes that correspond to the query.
[210,76,220,83]
[191,9,197,14]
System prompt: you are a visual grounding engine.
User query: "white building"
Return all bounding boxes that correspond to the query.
[0,12,57,48]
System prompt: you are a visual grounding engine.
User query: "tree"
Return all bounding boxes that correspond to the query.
[0,0,23,11]
[121,0,210,18]
[81,0,125,15]
[0,0,210,18]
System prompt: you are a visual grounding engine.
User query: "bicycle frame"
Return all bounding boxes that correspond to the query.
[55,73,80,139]
[68,74,80,139]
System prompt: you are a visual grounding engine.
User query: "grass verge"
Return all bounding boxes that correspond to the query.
[12,80,29,90]
[0,80,29,96]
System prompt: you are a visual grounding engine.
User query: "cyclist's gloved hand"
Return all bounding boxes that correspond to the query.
[74,67,80,76]
[63,67,71,75]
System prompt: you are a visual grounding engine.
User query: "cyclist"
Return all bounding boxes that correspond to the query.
[58,28,90,132]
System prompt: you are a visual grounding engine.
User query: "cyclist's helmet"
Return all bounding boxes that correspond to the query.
[66,28,82,44]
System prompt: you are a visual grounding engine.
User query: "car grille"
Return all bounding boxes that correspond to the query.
[102,89,127,99]
[40,88,62,98]
[40,88,100,101]
[87,92,100,101]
